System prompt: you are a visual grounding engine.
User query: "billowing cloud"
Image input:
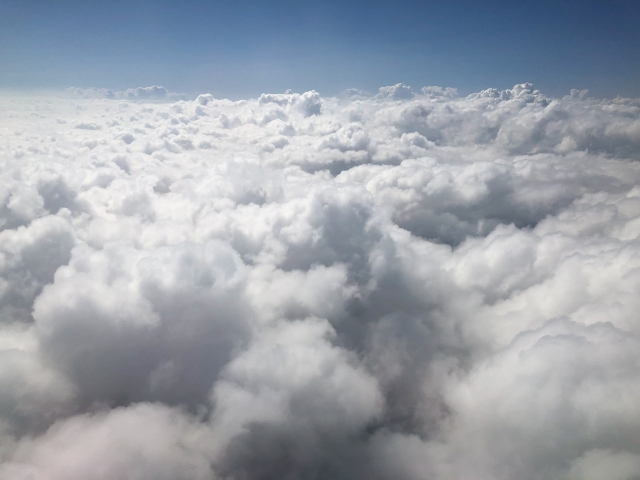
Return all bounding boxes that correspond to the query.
[0,83,639,479]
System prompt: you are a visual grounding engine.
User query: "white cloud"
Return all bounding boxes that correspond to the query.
[0,83,639,479]
[1,403,215,480]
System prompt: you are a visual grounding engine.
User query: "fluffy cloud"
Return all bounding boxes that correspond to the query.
[0,83,639,479]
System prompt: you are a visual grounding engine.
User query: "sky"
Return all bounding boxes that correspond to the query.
[1,0,639,98]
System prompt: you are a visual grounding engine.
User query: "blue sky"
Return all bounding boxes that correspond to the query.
[1,0,638,98]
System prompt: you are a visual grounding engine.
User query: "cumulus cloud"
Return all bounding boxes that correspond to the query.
[0,83,639,479]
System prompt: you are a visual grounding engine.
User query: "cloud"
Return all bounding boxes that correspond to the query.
[65,86,187,101]
[0,83,639,479]
[0,403,215,480]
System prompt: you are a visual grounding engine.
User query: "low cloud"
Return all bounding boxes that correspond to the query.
[0,83,639,479]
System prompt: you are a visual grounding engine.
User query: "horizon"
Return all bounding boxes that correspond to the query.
[0,80,630,103]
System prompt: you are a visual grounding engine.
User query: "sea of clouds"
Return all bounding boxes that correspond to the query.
[0,82,639,480]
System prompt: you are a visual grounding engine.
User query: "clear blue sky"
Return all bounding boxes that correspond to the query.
[1,0,638,98]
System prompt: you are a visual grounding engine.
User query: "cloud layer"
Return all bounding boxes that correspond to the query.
[1,83,640,479]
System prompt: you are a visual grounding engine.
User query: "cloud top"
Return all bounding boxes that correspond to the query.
[0,83,640,479]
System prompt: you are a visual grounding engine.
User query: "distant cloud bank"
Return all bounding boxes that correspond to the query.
[1,83,640,480]
[66,85,187,101]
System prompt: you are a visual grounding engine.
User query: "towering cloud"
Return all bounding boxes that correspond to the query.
[1,83,639,479]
